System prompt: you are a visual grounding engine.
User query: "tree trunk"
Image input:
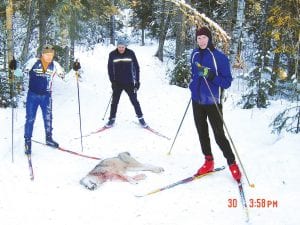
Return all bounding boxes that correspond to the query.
[230,0,245,65]
[70,39,75,69]
[6,0,14,65]
[68,11,77,69]
[20,0,35,64]
[38,0,48,52]
[141,28,145,46]
[261,0,273,67]
[110,15,115,45]
[175,8,186,62]
[109,0,115,45]
[269,52,280,96]
[155,0,171,61]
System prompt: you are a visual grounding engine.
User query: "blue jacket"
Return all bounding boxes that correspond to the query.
[25,58,64,95]
[189,48,232,105]
[28,60,55,95]
[107,48,140,85]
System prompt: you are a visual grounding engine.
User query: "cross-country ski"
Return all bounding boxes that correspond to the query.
[135,166,225,197]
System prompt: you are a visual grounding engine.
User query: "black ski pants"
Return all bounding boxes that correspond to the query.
[192,101,235,165]
[109,83,143,120]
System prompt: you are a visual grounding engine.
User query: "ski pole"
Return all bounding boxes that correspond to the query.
[73,60,84,152]
[11,70,14,163]
[203,77,254,188]
[9,57,17,163]
[102,94,112,120]
[167,98,191,155]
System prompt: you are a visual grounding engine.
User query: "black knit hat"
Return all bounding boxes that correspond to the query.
[196,27,212,40]
[196,26,215,50]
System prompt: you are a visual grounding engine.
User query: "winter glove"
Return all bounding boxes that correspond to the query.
[9,57,17,70]
[195,62,215,81]
[73,60,81,71]
[134,81,140,90]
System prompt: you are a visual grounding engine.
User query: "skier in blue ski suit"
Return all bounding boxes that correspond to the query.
[190,27,241,181]
[23,44,65,155]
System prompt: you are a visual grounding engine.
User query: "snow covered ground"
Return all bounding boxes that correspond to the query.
[0,44,299,225]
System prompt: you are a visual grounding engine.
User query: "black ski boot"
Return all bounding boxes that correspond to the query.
[46,136,59,148]
[105,118,115,128]
[25,139,31,155]
[138,117,148,128]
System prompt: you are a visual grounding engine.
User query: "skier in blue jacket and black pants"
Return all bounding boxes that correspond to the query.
[190,27,241,181]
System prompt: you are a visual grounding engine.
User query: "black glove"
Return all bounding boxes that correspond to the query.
[205,70,215,81]
[9,57,17,70]
[73,60,81,71]
[134,81,140,90]
[111,81,118,89]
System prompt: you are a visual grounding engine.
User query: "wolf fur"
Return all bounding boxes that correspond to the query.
[80,152,164,190]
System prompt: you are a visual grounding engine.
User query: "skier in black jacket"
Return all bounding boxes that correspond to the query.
[105,38,147,128]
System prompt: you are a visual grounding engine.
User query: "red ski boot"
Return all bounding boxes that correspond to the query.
[195,155,214,176]
[229,162,242,181]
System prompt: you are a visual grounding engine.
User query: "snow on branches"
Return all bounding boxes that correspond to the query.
[166,0,231,50]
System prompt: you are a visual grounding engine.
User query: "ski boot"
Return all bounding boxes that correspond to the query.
[25,139,31,155]
[138,117,148,128]
[105,118,115,128]
[195,155,214,175]
[229,162,241,181]
[46,136,59,148]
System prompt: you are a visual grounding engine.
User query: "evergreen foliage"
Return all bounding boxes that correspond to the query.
[0,71,19,108]
[169,51,191,88]
[271,105,300,134]
[238,50,272,109]
[0,73,11,107]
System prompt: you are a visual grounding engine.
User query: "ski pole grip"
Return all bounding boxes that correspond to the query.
[73,59,81,71]
[9,57,17,70]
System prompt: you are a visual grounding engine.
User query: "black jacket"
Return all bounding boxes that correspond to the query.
[107,48,140,85]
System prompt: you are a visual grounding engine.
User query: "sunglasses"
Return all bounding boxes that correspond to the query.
[43,44,54,50]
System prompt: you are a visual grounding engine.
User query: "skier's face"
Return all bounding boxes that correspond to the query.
[197,35,209,49]
[42,53,54,63]
[117,45,126,54]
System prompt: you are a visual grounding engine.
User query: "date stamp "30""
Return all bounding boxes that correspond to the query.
[228,198,279,208]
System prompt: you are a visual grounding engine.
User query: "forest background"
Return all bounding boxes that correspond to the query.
[0,0,299,134]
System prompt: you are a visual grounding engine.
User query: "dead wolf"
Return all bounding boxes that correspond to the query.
[80,152,164,190]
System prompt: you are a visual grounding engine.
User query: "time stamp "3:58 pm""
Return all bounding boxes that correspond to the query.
[228,198,279,208]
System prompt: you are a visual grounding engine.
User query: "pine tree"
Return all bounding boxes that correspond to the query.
[238,50,272,109]
[130,0,156,45]
[169,50,191,88]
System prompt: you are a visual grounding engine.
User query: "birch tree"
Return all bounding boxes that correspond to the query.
[6,0,14,65]
[230,0,245,65]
